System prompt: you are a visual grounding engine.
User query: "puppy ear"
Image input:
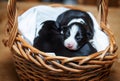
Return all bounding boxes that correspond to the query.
[85,25,94,39]
[86,31,94,39]
[42,20,59,30]
[38,20,59,35]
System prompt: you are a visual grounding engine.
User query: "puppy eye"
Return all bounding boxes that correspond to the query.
[76,36,81,39]
[76,32,82,40]
[66,31,70,37]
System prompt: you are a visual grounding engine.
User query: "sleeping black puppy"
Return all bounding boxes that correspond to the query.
[33,21,61,53]
[33,20,96,57]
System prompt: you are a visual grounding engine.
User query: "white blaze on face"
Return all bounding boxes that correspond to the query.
[68,18,85,26]
[64,25,79,50]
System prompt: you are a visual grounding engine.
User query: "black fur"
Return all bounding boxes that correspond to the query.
[33,21,61,52]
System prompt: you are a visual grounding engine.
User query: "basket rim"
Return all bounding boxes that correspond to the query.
[15,3,117,56]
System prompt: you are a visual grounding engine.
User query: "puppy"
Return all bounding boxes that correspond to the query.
[56,10,95,51]
[60,22,97,56]
[33,20,61,52]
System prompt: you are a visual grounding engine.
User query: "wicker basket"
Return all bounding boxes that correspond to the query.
[3,0,118,81]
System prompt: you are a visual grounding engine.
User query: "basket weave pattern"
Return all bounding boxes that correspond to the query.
[3,0,118,81]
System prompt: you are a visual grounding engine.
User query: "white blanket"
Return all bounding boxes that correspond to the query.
[18,5,69,45]
[88,12,109,51]
[18,5,109,52]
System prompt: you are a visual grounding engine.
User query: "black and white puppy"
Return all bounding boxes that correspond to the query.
[56,10,95,51]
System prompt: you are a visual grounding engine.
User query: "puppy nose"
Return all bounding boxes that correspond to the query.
[67,43,73,48]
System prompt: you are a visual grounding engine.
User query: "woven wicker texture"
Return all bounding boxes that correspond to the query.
[3,0,118,81]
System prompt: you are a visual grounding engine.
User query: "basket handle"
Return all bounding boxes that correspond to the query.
[4,0,109,48]
[98,0,109,25]
[3,0,18,48]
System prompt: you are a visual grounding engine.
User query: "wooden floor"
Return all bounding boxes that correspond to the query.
[0,2,120,81]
